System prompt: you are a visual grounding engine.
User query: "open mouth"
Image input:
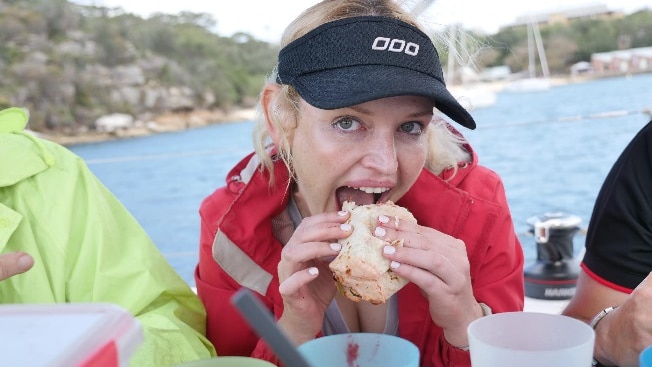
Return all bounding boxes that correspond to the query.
[336,186,389,209]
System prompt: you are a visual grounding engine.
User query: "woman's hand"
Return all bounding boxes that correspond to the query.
[377,214,483,348]
[277,210,350,345]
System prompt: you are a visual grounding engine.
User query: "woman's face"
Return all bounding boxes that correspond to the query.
[289,95,434,216]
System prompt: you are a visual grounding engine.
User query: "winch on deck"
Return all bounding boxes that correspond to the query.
[524,212,582,300]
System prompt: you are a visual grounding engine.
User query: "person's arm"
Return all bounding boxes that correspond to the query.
[564,270,652,367]
[411,167,525,367]
[195,189,277,358]
[195,184,288,364]
[563,270,627,324]
[0,252,33,280]
[62,153,215,366]
[563,120,652,367]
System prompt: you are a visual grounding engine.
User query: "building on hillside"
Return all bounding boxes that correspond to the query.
[505,3,624,29]
[591,47,652,74]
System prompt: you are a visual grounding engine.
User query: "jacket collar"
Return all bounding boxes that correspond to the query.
[0,108,54,188]
[0,134,53,188]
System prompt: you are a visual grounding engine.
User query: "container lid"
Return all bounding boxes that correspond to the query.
[0,303,143,367]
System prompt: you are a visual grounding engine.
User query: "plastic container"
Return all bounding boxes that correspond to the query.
[0,303,143,367]
[298,333,419,367]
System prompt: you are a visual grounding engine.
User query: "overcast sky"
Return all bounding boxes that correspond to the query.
[72,0,651,43]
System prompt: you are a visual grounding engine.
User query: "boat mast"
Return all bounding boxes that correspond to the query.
[528,21,536,78]
[531,20,550,78]
[409,0,436,16]
[447,23,457,84]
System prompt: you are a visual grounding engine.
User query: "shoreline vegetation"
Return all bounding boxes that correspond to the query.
[40,107,257,147]
[6,3,650,147]
[42,70,652,147]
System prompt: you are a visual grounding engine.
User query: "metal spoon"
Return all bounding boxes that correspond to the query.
[231,288,312,367]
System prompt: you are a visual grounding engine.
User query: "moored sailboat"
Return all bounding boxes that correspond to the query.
[446,24,498,110]
[504,18,551,93]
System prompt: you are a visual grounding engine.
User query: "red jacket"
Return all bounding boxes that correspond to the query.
[195,147,524,367]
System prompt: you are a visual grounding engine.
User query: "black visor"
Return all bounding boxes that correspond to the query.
[276,16,476,129]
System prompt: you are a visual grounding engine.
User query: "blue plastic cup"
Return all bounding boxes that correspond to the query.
[640,345,652,367]
[297,333,419,367]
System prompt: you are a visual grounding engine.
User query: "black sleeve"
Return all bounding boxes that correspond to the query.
[582,120,652,290]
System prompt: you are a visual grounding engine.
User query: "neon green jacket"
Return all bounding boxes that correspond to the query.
[0,108,216,366]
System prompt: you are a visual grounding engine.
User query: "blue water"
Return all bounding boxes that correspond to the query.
[69,74,652,286]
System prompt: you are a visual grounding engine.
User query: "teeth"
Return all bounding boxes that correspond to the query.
[355,186,389,194]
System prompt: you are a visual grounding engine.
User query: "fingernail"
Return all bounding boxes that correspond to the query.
[383,245,395,255]
[308,267,319,275]
[330,243,341,251]
[378,215,389,224]
[17,254,32,269]
[374,226,386,237]
[338,211,348,216]
[340,223,352,231]
[390,261,401,269]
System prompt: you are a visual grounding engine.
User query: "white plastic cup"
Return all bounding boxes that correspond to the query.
[640,345,652,367]
[297,333,419,367]
[467,312,595,367]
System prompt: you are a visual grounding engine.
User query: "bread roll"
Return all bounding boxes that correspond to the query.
[329,201,416,304]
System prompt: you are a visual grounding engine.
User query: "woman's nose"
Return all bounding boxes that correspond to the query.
[361,135,398,174]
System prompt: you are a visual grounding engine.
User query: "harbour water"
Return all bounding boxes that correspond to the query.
[70,73,652,286]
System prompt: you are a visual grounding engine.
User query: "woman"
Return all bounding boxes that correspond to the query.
[195,1,524,366]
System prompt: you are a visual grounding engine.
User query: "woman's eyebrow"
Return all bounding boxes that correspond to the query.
[411,110,435,118]
[345,106,433,118]
[347,105,372,115]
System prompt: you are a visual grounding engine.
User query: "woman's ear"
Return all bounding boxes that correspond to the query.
[261,83,282,147]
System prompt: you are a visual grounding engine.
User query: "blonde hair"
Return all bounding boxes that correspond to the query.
[252,0,471,180]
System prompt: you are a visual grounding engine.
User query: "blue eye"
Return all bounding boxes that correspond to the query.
[335,117,361,131]
[399,121,424,135]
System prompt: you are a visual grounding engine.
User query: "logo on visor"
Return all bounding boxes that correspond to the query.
[371,37,419,56]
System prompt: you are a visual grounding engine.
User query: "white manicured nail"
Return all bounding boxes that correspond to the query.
[374,227,386,237]
[378,215,389,224]
[330,243,341,251]
[383,245,395,255]
[390,261,401,269]
[340,223,352,231]
[308,267,319,275]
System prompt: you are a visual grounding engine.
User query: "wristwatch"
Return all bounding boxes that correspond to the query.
[590,306,616,329]
[590,306,617,367]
